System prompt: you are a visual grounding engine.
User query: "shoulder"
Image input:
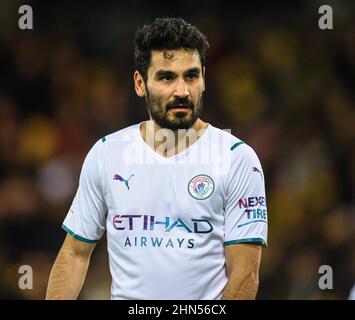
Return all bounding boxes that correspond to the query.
[92,123,140,153]
[207,124,241,152]
[207,125,263,181]
[208,124,260,162]
[99,123,140,145]
[85,123,141,164]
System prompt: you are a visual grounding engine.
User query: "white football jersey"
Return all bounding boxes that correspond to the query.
[62,123,268,300]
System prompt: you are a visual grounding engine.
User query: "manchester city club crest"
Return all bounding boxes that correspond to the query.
[188,175,215,200]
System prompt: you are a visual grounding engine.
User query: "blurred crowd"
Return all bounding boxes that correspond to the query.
[0,0,354,299]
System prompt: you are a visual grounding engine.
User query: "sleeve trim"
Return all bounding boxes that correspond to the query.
[224,237,267,247]
[62,224,98,244]
[230,141,245,151]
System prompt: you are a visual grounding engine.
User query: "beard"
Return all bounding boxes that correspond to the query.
[145,88,203,130]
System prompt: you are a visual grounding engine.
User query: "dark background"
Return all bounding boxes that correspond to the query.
[0,0,354,299]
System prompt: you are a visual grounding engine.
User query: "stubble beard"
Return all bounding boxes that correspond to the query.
[145,88,203,131]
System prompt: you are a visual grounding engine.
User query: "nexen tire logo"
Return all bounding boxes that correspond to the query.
[112,215,213,234]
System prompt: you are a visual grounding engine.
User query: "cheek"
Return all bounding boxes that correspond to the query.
[148,88,168,108]
[190,85,204,100]
[153,87,173,105]
[160,85,175,99]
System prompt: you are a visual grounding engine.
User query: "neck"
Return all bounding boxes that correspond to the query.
[140,118,208,157]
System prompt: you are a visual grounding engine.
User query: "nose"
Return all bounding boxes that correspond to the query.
[173,78,189,98]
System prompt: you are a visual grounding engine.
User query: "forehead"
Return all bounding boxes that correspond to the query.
[149,49,202,73]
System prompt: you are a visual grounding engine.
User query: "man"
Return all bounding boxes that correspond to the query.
[46,17,268,300]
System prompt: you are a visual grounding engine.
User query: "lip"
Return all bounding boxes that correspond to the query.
[169,107,191,112]
[168,106,191,110]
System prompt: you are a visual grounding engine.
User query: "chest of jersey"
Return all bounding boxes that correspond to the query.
[102,153,226,241]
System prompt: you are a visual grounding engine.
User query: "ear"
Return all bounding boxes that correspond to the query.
[134,71,146,97]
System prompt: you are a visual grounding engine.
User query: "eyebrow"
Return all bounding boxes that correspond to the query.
[154,70,175,79]
[154,67,201,79]
[183,67,201,76]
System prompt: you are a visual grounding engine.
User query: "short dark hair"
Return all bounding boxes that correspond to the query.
[134,17,209,82]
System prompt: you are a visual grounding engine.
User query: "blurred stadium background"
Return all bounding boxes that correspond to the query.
[0,0,354,299]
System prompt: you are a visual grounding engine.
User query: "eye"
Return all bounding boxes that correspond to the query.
[186,73,198,80]
[160,75,173,81]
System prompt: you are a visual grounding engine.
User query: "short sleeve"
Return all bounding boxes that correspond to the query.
[224,143,268,247]
[62,140,107,243]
